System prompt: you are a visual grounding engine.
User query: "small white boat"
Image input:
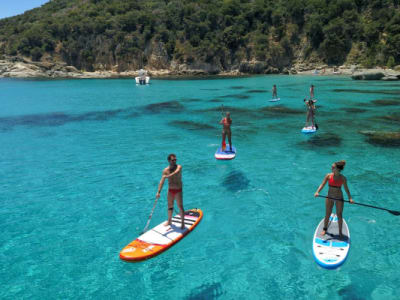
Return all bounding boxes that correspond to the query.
[135,69,150,85]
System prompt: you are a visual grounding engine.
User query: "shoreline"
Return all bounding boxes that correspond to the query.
[1,56,399,80]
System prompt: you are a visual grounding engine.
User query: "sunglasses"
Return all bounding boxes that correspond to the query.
[169,159,177,162]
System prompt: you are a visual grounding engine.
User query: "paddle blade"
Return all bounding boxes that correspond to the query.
[222,140,226,151]
[388,210,400,216]
[315,123,319,130]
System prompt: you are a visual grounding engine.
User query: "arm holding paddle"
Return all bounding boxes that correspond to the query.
[164,165,182,178]
[156,171,167,199]
[314,174,329,197]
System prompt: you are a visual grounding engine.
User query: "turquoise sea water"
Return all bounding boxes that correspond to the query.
[1,75,400,299]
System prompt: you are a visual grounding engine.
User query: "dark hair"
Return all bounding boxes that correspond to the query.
[167,154,176,161]
[335,160,346,171]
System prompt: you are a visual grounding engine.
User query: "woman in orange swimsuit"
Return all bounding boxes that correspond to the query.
[220,112,232,151]
[314,160,354,238]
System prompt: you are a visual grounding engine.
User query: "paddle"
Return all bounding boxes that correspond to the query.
[317,195,400,216]
[221,104,226,151]
[141,197,159,234]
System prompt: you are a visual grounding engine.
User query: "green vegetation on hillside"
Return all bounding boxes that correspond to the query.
[0,0,399,72]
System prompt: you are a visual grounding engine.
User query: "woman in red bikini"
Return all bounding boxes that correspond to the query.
[314,160,354,238]
[156,154,185,229]
[220,112,232,151]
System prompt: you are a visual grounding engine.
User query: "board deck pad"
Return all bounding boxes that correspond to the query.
[312,214,350,269]
[301,126,317,134]
[215,145,236,160]
[120,209,203,262]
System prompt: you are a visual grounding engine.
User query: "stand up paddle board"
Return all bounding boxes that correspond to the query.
[120,208,203,262]
[215,145,236,160]
[269,98,280,102]
[301,126,317,134]
[312,214,350,269]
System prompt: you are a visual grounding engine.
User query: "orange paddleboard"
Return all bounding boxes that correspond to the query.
[120,209,203,262]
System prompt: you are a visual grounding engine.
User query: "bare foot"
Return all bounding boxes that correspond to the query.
[164,221,171,227]
[321,230,326,236]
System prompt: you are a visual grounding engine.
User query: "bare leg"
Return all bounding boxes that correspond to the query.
[305,112,311,127]
[321,198,334,235]
[227,131,232,150]
[164,192,174,226]
[336,200,344,238]
[176,191,185,229]
[222,131,226,150]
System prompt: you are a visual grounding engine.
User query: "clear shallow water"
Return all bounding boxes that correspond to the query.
[1,76,400,299]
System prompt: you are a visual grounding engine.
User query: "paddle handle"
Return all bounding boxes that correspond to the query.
[317,195,388,212]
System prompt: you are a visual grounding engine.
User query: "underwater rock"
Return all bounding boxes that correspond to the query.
[220,94,250,99]
[380,113,400,122]
[230,86,245,89]
[186,282,224,300]
[222,170,250,192]
[298,133,342,147]
[371,99,400,106]
[260,105,303,114]
[246,89,267,93]
[144,101,184,113]
[359,131,400,147]
[351,71,385,80]
[169,120,215,130]
[343,107,368,113]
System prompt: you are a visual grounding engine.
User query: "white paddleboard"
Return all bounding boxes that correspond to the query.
[301,126,317,133]
[269,98,280,102]
[215,145,236,160]
[312,214,350,269]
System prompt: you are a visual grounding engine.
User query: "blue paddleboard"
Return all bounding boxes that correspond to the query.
[215,145,236,160]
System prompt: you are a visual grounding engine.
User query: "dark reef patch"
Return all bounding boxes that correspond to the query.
[230,86,245,89]
[298,133,342,147]
[343,107,368,113]
[259,105,303,114]
[359,130,400,147]
[209,98,223,102]
[371,99,400,106]
[181,98,201,102]
[143,101,184,113]
[186,282,224,300]
[169,120,215,131]
[0,108,130,130]
[334,89,400,95]
[379,113,400,123]
[246,89,267,93]
[222,170,250,192]
[220,94,250,99]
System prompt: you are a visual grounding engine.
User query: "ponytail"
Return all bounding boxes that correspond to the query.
[335,160,346,171]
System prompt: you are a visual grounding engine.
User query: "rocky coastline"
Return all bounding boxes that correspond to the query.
[1,55,400,80]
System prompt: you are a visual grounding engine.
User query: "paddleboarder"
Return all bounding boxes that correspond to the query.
[314,160,354,238]
[156,154,185,229]
[310,84,315,99]
[304,98,316,128]
[272,84,278,99]
[220,111,232,151]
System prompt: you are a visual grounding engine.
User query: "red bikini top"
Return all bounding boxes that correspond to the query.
[329,174,343,188]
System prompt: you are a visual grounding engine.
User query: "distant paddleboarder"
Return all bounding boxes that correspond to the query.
[156,154,185,229]
[272,84,278,99]
[314,160,354,238]
[304,98,317,128]
[220,111,232,151]
[310,84,315,99]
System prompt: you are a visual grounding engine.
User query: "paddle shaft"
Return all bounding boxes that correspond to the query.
[317,195,399,215]
[141,197,159,234]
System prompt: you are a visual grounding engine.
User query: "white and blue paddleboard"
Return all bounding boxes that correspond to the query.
[269,98,280,102]
[215,145,236,160]
[301,126,317,134]
[312,214,350,269]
